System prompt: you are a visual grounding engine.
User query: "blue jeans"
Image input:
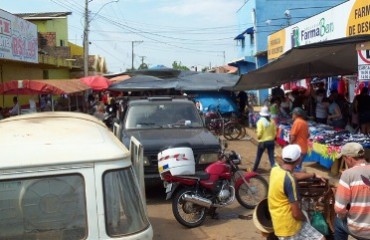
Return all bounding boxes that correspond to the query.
[334,216,366,240]
[253,140,275,171]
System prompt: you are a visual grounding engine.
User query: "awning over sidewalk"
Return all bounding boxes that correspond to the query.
[0,79,90,95]
[231,35,370,90]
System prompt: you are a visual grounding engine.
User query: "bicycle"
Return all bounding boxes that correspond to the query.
[204,106,250,141]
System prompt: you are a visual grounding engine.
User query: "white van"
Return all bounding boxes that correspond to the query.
[0,112,153,240]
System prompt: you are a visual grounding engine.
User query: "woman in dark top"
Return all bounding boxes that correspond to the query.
[355,87,370,134]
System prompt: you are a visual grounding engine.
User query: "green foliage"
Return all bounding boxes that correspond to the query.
[172,61,190,71]
[139,63,148,70]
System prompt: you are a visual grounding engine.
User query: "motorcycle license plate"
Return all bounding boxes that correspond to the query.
[165,183,173,193]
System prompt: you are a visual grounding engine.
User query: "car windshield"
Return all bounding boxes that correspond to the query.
[125,102,203,129]
[0,174,87,239]
[103,167,150,237]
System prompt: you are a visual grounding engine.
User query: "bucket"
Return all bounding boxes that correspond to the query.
[253,198,274,234]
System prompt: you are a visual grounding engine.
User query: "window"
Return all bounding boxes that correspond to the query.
[103,168,149,237]
[125,102,203,129]
[0,175,87,239]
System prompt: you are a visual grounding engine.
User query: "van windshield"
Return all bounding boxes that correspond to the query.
[0,174,87,239]
[103,167,150,236]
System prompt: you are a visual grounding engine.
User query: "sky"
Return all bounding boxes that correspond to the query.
[2,0,243,73]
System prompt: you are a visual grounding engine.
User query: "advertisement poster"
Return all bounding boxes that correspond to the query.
[0,9,38,63]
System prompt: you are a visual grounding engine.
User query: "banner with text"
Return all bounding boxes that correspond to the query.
[358,49,370,80]
[268,0,370,60]
[0,9,38,63]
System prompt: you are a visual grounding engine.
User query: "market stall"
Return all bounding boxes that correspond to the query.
[277,121,370,172]
[0,79,91,113]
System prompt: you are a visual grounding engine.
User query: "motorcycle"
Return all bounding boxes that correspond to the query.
[158,147,268,228]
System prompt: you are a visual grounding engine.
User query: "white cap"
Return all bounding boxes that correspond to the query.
[282,144,301,162]
[259,106,270,117]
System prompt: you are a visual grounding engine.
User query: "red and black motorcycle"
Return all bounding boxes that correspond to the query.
[159,148,268,228]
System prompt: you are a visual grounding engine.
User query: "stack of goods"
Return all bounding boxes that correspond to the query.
[313,131,370,147]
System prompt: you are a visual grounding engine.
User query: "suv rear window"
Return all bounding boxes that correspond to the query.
[125,102,203,129]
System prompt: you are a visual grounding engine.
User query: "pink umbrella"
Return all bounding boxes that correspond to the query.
[80,75,111,91]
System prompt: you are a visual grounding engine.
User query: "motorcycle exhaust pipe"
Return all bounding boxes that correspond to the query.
[183,194,212,208]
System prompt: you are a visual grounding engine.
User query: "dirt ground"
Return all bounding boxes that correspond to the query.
[145,126,341,240]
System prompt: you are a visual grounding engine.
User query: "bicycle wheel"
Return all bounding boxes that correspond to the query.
[224,123,245,140]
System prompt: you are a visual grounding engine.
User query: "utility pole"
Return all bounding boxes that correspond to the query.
[139,56,146,65]
[131,40,143,70]
[83,0,90,77]
[223,51,226,65]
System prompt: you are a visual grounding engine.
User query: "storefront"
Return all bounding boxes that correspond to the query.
[231,0,370,173]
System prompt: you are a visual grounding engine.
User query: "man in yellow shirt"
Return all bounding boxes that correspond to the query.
[268,144,325,239]
[252,106,276,172]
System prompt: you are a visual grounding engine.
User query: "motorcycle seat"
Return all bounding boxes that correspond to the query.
[178,172,210,180]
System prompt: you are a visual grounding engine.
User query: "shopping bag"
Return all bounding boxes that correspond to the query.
[311,211,329,235]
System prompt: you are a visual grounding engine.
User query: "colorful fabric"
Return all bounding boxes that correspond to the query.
[334,163,370,239]
[256,117,276,142]
[268,165,302,237]
[290,117,309,154]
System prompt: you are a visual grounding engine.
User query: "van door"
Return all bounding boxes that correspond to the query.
[129,136,146,204]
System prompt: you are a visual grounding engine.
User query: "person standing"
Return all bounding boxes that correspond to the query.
[268,144,325,239]
[252,106,276,172]
[290,107,309,171]
[236,91,248,115]
[334,142,370,240]
[327,92,345,129]
[315,89,329,124]
[354,87,370,134]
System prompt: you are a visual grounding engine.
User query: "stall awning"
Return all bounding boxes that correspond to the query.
[230,35,370,90]
[0,79,90,95]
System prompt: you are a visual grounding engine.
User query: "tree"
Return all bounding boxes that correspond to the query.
[138,62,148,70]
[172,61,190,71]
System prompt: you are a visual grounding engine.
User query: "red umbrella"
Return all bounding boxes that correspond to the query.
[80,75,111,91]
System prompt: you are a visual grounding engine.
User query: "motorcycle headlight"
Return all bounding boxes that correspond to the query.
[199,153,218,164]
[143,156,150,166]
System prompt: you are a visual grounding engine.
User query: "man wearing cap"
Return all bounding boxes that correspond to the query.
[290,107,309,171]
[334,142,370,240]
[268,144,325,240]
[252,106,276,172]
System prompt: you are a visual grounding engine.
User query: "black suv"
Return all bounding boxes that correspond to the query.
[120,97,221,180]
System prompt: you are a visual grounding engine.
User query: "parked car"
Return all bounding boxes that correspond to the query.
[0,112,153,240]
[118,96,221,181]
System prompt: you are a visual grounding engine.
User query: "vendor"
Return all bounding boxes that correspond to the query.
[327,92,345,129]
[9,96,20,116]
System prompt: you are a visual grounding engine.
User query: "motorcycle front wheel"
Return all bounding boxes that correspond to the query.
[172,188,207,228]
[236,175,268,209]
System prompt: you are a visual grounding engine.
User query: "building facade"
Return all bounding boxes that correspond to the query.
[231,0,347,104]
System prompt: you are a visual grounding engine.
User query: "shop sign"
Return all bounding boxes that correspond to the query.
[358,49,370,80]
[0,9,38,63]
[268,0,370,61]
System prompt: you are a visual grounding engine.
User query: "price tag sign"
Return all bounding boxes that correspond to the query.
[358,50,370,80]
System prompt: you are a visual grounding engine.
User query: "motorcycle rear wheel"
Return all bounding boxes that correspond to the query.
[172,188,207,228]
[236,175,268,209]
